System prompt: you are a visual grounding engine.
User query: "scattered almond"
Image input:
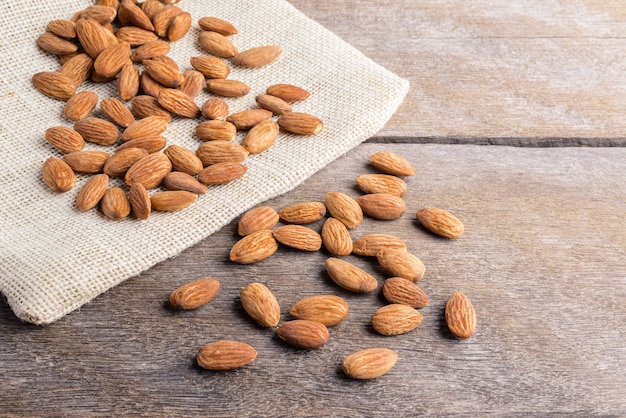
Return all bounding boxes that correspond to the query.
[197,162,247,185]
[278,201,326,225]
[325,191,363,229]
[197,340,256,371]
[196,141,248,166]
[357,193,407,220]
[371,304,423,336]
[241,120,279,154]
[143,57,184,88]
[376,248,425,282]
[118,62,140,101]
[150,190,197,211]
[226,109,273,130]
[277,112,323,135]
[101,186,131,220]
[190,55,230,79]
[37,32,78,55]
[63,91,98,121]
[445,291,476,339]
[321,217,353,256]
[124,152,172,189]
[266,84,311,102]
[240,282,281,328]
[326,257,378,293]
[382,278,429,309]
[157,88,200,118]
[177,70,205,98]
[206,79,251,98]
[103,147,148,178]
[130,40,170,62]
[44,126,85,153]
[128,182,151,220]
[195,120,237,141]
[197,16,238,36]
[169,277,216,312]
[163,171,208,194]
[351,233,407,257]
[116,136,166,154]
[73,117,119,146]
[416,207,465,239]
[100,97,135,127]
[93,41,131,78]
[289,295,349,326]
[342,348,398,380]
[255,94,292,116]
[229,229,279,264]
[167,11,192,42]
[42,157,76,193]
[356,174,407,197]
[130,95,170,120]
[164,145,203,175]
[32,71,77,101]
[201,97,229,120]
[121,115,168,141]
[76,174,109,211]
[238,206,280,236]
[276,320,329,349]
[272,225,322,252]
[233,45,282,68]
[198,31,238,58]
[62,150,110,174]
[370,151,416,177]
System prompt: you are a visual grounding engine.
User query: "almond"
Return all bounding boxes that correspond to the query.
[370,151,416,176]
[100,97,133,127]
[376,248,425,282]
[196,141,248,166]
[321,217,353,256]
[266,84,310,102]
[352,234,407,257]
[325,257,378,293]
[201,97,229,120]
[60,53,94,86]
[226,109,273,130]
[325,191,363,229]
[229,229,278,264]
[121,115,168,141]
[130,95,171,120]
[37,32,78,55]
[75,173,109,211]
[255,94,292,115]
[445,291,477,339]
[233,45,282,68]
[272,225,322,252]
[197,162,247,185]
[416,207,465,239]
[277,112,323,135]
[47,19,77,39]
[75,18,112,58]
[143,57,184,87]
[177,70,205,98]
[189,56,230,79]
[140,70,164,98]
[44,126,85,153]
[198,31,238,58]
[157,88,200,118]
[206,79,250,98]
[240,282,281,328]
[382,277,429,309]
[167,11,192,42]
[118,62,140,101]
[75,5,117,24]
[152,5,182,38]
[101,187,131,220]
[197,340,256,371]
[128,182,151,220]
[195,120,237,142]
[289,295,349,326]
[169,278,219,310]
[278,201,326,225]
[237,206,279,236]
[371,304,423,336]
[276,320,329,349]
[103,147,148,177]
[62,150,110,174]
[163,171,208,194]
[63,91,98,121]
[32,71,77,101]
[164,145,203,175]
[116,136,166,154]
[357,193,406,220]
[115,26,158,46]
[73,117,119,145]
[42,158,75,193]
[140,0,162,20]
[356,174,407,197]
[118,0,154,31]
[93,41,131,78]
[197,16,238,36]
[124,152,172,189]
[130,40,169,62]
[150,190,197,211]
[342,348,398,380]
[241,120,279,154]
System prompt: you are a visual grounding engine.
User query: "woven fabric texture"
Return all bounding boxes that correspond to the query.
[0,0,409,324]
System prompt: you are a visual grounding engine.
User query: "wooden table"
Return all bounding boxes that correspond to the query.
[2,1,626,416]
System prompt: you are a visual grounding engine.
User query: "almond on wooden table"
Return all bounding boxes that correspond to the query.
[356,174,408,197]
[351,233,407,257]
[445,291,477,339]
[42,157,75,193]
[230,229,278,264]
[342,348,398,380]
[321,217,353,256]
[169,278,220,310]
[240,282,281,328]
[278,201,326,225]
[382,277,430,308]
[371,303,423,336]
[289,295,349,326]
[370,151,416,177]
[272,225,323,252]
[325,257,378,293]
[276,320,329,349]
[325,191,363,229]
[357,193,407,220]
[238,206,279,236]
[44,126,85,153]
[76,173,109,211]
[416,207,465,239]
[376,248,426,282]
[197,340,256,371]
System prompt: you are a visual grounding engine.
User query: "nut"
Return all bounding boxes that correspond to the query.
[289,295,349,326]
[342,348,398,380]
[229,229,278,264]
[276,320,329,349]
[272,225,322,252]
[238,206,279,236]
[376,248,425,282]
[325,257,378,293]
[240,282,281,328]
[416,207,465,239]
[197,340,256,371]
[371,304,423,336]
[445,291,476,339]
[382,277,429,308]
[169,278,220,310]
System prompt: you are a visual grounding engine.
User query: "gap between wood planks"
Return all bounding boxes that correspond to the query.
[366,136,626,147]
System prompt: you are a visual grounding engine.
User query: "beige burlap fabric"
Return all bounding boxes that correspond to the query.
[0,0,409,324]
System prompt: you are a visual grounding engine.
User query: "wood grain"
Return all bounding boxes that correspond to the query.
[2,144,625,416]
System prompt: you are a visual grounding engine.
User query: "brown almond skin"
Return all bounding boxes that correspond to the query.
[342,348,398,380]
[276,320,329,349]
[164,145,203,175]
[42,158,75,193]
[163,171,208,194]
[357,193,407,220]
[73,117,120,145]
[326,258,378,293]
[130,40,170,62]
[241,120,279,154]
[197,162,247,185]
[356,174,407,198]
[278,202,326,225]
[122,116,168,141]
[169,278,220,310]
[130,95,170,120]
[371,304,423,336]
[100,97,135,127]
[240,282,281,328]
[76,174,109,211]
[62,150,110,174]
[63,91,98,121]
[75,18,111,59]
[141,69,166,99]
[255,94,292,116]
[103,147,149,178]
[115,26,159,46]
[128,182,151,220]
[196,141,248,166]
[150,190,197,211]
[118,62,140,101]
[416,207,465,239]
[370,151,416,177]
[143,58,184,88]
[157,88,200,118]
[277,112,323,135]
[60,53,94,86]
[325,192,363,229]
[230,230,278,264]
[238,206,279,236]
[266,84,310,102]
[37,32,78,55]
[152,5,182,38]
[445,291,477,339]
[124,152,172,189]
[47,19,77,39]
[232,45,282,68]
[178,70,205,98]
[116,136,166,154]
[44,126,85,153]
[198,31,238,58]
[202,97,229,120]
[167,11,192,42]
[190,56,230,79]
[321,217,353,256]
[376,248,426,282]
[93,41,131,78]
[101,187,131,221]
[195,120,237,141]
[289,295,349,326]
[382,277,430,309]
[32,72,77,101]
[197,16,238,36]
[197,340,256,371]
[272,225,322,252]
[352,234,407,257]
[206,79,251,98]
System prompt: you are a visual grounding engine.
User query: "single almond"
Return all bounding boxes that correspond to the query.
[169,278,219,310]
[75,5,117,24]
[325,257,378,293]
[73,117,119,145]
[201,97,229,120]
[197,16,238,35]
[150,190,197,211]
[278,201,326,225]
[198,31,238,58]
[371,304,423,336]
[197,162,247,185]
[266,84,310,102]
[116,136,166,154]
[163,145,203,175]
[75,17,112,58]
[416,207,465,239]
[289,295,349,326]
[42,158,75,193]
[382,277,429,309]
[157,88,200,118]
[37,32,78,55]
[60,53,94,86]
[152,5,182,38]
[128,182,151,220]
[342,348,398,380]
[240,282,281,328]
[195,120,237,141]
[226,109,273,130]
[32,71,77,101]
[63,91,98,121]
[93,41,131,78]
[189,56,230,79]
[163,171,208,194]
[167,11,192,42]
[272,225,322,252]
[229,229,278,264]
[118,61,140,101]
[321,217,353,256]
[445,291,477,339]
[130,40,169,62]
[140,0,163,20]
[124,152,172,189]
[130,95,171,120]
[325,191,363,229]
[143,57,184,87]
[100,97,135,127]
[357,193,407,220]
[47,19,77,39]
[121,115,168,141]
[241,120,279,154]
[233,45,282,68]
[118,0,154,31]
[206,79,250,98]
[352,234,407,257]
[101,187,131,221]
[75,173,109,211]
[103,147,148,177]
[196,141,248,166]
[197,340,256,371]
[177,70,205,98]
[140,70,164,98]
[277,112,323,135]
[376,248,425,282]
[238,206,279,236]
[255,94,292,116]
[356,174,407,197]
[62,150,110,174]
[115,26,158,46]
[370,151,416,176]
[44,126,85,153]
[276,320,329,349]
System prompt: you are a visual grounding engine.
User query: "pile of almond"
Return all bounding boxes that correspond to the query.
[170,150,476,379]
[35,0,323,221]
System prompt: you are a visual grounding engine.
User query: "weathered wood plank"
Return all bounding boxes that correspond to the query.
[2,144,625,416]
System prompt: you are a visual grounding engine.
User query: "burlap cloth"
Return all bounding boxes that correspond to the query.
[0,0,409,324]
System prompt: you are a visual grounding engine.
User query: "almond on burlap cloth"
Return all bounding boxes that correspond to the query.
[0,1,409,324]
